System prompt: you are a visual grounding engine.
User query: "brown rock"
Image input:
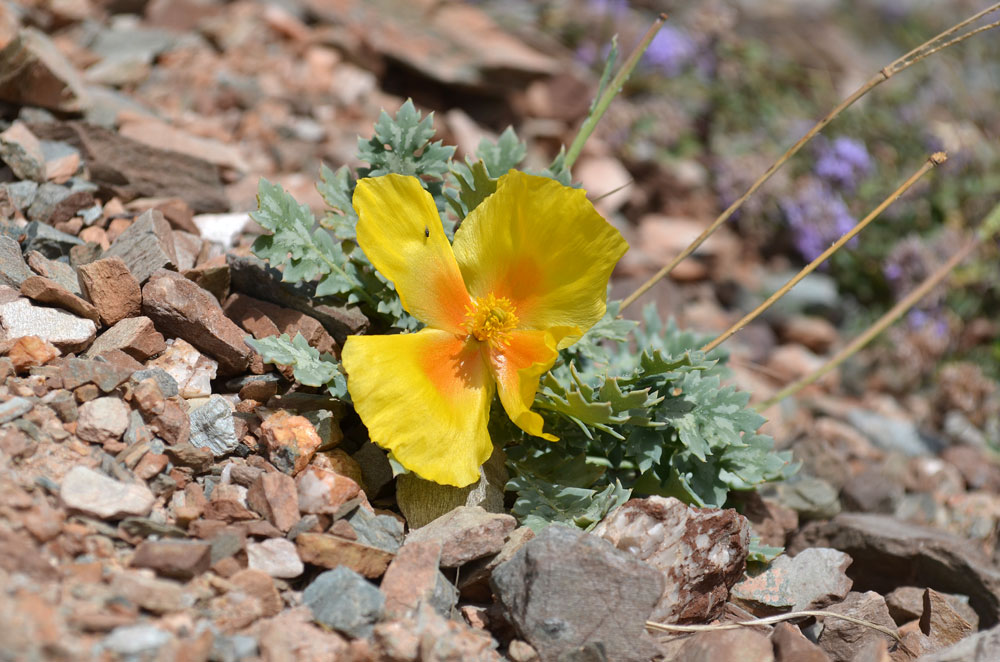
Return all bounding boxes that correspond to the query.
[77,256,142,326]
[247,471,300,532]
[259,411,322,475]
[780,315,839,354]
[0,28,87,112]
[164,442,212,474]
[109,570,194,614]
[921,588,974,647]
[183,260,230,302]
[771,622,831,662]
[295,465,361,515]
[230,568,282,617]
[133,451,168,480]
[675,629,775,662]
[19,276,99,323]
[256,607,350,661]
[5,335,59,373]
[594,496,751,624]
[131,539,212,580]
[381,541,445,619]
[741,492,799,548]
[405,506,516,568]
[817,591,898,662]
[225,293,339,356]
[125,197,200,235]
[142,269,251,375]
[28,121,229,213]
[940,445,1000,492]
[86,316,166,361]
[295,532,394,578]
[0,121,45,181]
[203,483,258,522]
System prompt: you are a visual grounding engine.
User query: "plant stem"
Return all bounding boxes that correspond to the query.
[755,200,1000,411]
[564,14,667,172]
[701,153,945,354]
[618,3,1000,313]
[647,610,901,641]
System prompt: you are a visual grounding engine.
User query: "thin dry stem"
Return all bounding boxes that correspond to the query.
[754,239,977,411]
[618,3,1000,313]
[646,609,901,641]
[700,153,945,354]
[755,199,1000,411]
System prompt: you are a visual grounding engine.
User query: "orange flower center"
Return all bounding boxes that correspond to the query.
[464,293,519,347]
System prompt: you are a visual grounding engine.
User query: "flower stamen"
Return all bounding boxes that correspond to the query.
[464,293,519,347]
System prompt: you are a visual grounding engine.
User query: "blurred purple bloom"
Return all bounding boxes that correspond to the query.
[815,136,872,190]
[781,179,857,263]
[589,0,628,17]
[642,25,697,77]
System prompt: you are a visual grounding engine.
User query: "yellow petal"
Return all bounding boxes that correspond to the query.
[488,327,576,441]
[353,175,470,333]
[341,329,494,487]
[451,170,628,346]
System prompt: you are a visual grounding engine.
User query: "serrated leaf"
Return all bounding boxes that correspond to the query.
[477,127,527,178]
[317,163,358,238]
[747,537,784,564]
[245,333,347,399]
[448,159,498,220]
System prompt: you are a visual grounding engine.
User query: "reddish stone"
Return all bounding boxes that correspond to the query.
[133,451,168,480]
[86,316,166,361]
[259,411,321,476]
[225,293,339,357]
[76,257,142,327]
[295,532,393,578]
[230,568,282,617]
[5,335,59,373]
[381,541,444,619]
[20,276,99,323]
[142,269,251,375]
[131,539,211,579]
[247,471,300,532]
[295,465,361,515]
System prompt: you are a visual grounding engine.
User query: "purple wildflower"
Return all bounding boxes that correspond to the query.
[642,25,697,77]
[588,0,628,17]
[814,136,872,191]
[780,179,857,263]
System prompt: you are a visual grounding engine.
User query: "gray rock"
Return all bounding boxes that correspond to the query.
[397,447,507,529]
[347,506,405,553]
[104,209,177,283]
[731,548,853,615]
[4,180,39,211]
[914,623,1000,661]
[189,395,238,457]
[212,634,259,662]
[130,367,179,398]
[841,466,904,514]
[492,525,664,662]
[0,297,96,352]
[21,221,83,259]
[847,409,937,457]
[26,181,93,225]
[0,235,32,288]
[798,513,1000,628]
[352,441,393,497]
[60,466,155,519]
[25,250,82,295]
[762,271,838,313]
[103,624,172,656]
[774,477,842,520]
[405,505,516,567]
[0,396,33,424]
[304,566,385,639]
[817,591,897,662]
[0,122,45,181]
[594,496,751,624]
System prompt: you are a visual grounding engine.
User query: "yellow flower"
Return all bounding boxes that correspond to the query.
[341,170,628,487]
